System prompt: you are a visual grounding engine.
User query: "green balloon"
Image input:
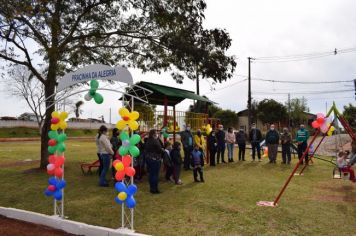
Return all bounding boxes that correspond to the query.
[57,133,67,143]
[48,130,58,139]
[93,93,104,104]
[130,134,141,145]
[89,88,96,96]
[48,145,57,154]
[163,132,169,138]
[119,131,129,141]
[90,80,99,90]
[119,146,129,156]
[57,143,66,153]
[129,146,140,158]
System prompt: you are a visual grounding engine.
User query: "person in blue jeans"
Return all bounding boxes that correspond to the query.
[249,123,262,161]
[97,125,114,187]
[144,129,163,194]
[226,127,236,162]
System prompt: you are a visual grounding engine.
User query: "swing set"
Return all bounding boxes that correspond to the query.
[257,102,356,207]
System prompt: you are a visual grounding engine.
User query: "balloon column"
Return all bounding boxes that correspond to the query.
[45,111,68,201]
[113,107,140,209]
[311,113,335,135]
[84,80,104,104]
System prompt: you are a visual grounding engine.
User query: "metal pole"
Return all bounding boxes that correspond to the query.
[247,57,252,132]
[273,129,320,205]
[130,96,134,230]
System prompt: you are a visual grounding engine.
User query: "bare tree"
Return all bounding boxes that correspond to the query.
[4,65,45,133]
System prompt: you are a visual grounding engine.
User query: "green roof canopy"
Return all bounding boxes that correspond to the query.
[123,81,214,106]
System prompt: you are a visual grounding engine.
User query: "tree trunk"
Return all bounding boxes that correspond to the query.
[40,81,56,169]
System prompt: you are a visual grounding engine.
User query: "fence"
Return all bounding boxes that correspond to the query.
[0,120,114,129]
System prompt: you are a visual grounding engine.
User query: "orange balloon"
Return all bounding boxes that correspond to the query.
[125,167,136,177]
[115,171,125,181]
[122,155,132,167]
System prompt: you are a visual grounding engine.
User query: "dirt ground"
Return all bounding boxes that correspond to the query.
[0,215,74,236]
[315,134,352,156]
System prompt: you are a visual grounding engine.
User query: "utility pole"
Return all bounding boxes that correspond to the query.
[288,93,291,129]
[196,68,200,113]
[247,57,252,131]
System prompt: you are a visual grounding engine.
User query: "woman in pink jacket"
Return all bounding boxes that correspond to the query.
[226,127,236,162]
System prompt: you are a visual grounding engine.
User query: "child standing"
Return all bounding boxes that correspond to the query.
[163,142,174,182]
[191,144,205,182]
[170,142,183,185]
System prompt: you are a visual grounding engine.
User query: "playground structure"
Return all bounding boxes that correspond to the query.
[257,102,356,207]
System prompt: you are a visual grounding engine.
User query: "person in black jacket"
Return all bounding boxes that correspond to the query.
[171,141,183,185]
[235,128,247,161]
[216,124,226,164]
[207,131,217,166]
[191,144,205,182]
[144,129,164,194]
[265,124,280,164]
[249,123,262,161]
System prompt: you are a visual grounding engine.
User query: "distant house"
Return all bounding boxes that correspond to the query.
[18,113,38,122]
[87,118,105,123]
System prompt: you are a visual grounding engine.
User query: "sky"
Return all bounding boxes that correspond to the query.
[0,0,355,123]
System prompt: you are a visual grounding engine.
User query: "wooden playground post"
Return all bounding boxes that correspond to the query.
[173,105,176,143]
[272,129,320,206]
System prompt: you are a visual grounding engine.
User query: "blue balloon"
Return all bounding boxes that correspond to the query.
[126,196,136,209]
[114,197,123,205]
[115,182,126,193]
[54,190,62,201]
[127,184,137,196]
[48,177,57,186]
[56,180,66,189]
[44,189,54,197]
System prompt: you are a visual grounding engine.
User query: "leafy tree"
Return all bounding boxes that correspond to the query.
[213,109,238,128]
[0,1,236,168]
[287,97,310,127]
[343,103,356,130]
[134,103,156,122]
[257,99,287,125]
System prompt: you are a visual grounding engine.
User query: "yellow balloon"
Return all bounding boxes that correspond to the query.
[51,124,59,131]
[129,111,139,120]
[59,121,68,130]
[59,112,68,120]
[119,108,130,117]
[115,162,125,171]
[118,192,127,201]
[207,128,212,135]
[128,120,139,131]
[51,111,60,118]
[116,120,127,130]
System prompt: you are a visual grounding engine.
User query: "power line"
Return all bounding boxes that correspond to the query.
[253,89,353,95]
[253,46,356,63]
[204,79,247,95]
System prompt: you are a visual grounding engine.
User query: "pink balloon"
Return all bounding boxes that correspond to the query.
[122,155,132,167]
[54,168,63,178]
[51,117,60,124]
[115,171,125,181]
[47,164,55,171]
[48,139,57,146]
[48,185,56,192]
[320,123,328,133]
[125,167,136,177]
[312,121,320,129]
[316,113,324,119]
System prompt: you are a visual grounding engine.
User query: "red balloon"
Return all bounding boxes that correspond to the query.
[54,168,63,178]
[125,167,136,177]
[55,156,65,167]
[115,171,125,181]
[122,155,132,167]
[51,118,60,124]
[317,117,324,124]
[48,139,57,146]
[47,185,56,192]
[48,155,56,164]
[312,121,320,129]
[47,169,55,175]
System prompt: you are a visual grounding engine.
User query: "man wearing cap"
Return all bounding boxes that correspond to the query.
[216,124,226,163]
[249,123,262,161]
[180,124,194,170]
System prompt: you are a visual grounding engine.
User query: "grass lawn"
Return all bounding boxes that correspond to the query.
[0,140,355,235]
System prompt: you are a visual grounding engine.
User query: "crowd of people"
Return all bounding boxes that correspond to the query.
[94,122,356,190]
